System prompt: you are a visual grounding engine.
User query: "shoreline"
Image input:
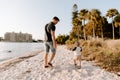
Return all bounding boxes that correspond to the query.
[0,50,43,70]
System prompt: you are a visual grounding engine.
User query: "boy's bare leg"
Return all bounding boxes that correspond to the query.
[74,57,77,66]
[78,56,81,68]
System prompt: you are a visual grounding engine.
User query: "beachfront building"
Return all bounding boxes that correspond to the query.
[4,32,32,42]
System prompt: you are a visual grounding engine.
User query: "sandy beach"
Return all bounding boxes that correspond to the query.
[0,46,120,80]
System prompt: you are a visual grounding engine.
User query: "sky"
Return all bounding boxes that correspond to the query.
[0,0,120,40]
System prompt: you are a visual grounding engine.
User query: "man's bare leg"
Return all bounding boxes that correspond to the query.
[45,53,48,67]
[48,53,55,65]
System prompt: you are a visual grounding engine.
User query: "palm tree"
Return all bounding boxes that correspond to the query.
[70,4,82,40]
[100,17,108,39]
[79,9,89,40]
[85,20,94,36]
[114,14,120,36]
[72,18,82,37]
[95,16,108,39]
[72,4,78,20]
[106,9,119,39]
[89,9,101,38]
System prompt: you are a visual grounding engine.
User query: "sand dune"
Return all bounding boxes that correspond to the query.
[0,46,119,80]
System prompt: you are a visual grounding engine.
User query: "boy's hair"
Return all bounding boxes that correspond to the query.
[75,41,79,46]
[53,16,60,21]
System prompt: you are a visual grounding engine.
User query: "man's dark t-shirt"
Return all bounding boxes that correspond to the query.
[45,22,56,42]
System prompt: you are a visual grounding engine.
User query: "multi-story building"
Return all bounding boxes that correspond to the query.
[4,32,32,42]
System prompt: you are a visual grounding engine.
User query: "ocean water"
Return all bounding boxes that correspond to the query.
[0,42,44,62]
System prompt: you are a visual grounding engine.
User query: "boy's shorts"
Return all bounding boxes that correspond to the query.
[45,42,56,53]
[74,55,81,60]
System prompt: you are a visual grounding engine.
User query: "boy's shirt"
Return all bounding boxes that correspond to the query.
[72,46,82,56]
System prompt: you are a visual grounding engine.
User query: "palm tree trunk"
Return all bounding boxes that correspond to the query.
[101,26,104,39]
[119,27,120,36]
[77,27,80,41]
[93,23,95,38]
[83,19,86,40]
[112,17,115,40]
[84,28,86,40]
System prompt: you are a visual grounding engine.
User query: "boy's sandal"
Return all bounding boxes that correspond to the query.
[48,63,53,67]
[74,64,77,66]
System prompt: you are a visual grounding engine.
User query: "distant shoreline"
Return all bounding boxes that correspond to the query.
[0,50,43,69]
[0,41,43,43]
[0,42,44,63]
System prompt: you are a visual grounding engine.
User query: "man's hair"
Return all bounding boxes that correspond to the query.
[53,16,60,21]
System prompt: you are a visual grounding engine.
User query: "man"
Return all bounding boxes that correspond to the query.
[44,16,60,68]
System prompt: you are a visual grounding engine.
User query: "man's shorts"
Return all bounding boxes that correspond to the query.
[45,42,56,53]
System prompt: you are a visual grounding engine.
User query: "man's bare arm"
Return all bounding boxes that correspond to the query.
[51,31,57,48]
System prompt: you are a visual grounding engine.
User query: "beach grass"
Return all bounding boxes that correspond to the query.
[66,39,120,73]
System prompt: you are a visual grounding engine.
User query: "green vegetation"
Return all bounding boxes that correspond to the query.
[67,4,120,43]
[81,40,120,72]
[56,34,69,44]
[0,37,3,41]
[106,9,119,39]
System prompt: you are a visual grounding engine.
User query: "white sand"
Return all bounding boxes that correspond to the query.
[0,46,120,80]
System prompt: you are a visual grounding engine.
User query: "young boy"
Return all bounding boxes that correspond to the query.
[72,42,82,69]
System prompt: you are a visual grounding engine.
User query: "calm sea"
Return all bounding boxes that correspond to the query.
[0,42,44,62]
